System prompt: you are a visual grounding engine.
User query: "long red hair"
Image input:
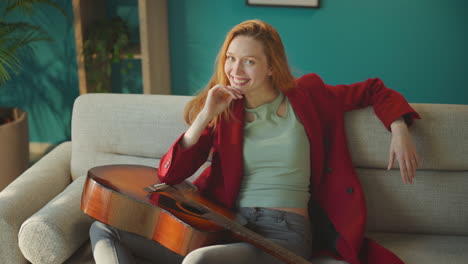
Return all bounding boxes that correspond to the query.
[184,19,296,126]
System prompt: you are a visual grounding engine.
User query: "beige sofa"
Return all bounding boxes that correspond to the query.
[0,93,467,264]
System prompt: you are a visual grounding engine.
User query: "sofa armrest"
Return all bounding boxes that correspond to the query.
[18,175,94,264]
[0,142,72,264]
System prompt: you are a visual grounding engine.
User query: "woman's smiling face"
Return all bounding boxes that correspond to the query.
[224,35,273,96]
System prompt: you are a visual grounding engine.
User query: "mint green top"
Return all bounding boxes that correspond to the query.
[237,92,311,208]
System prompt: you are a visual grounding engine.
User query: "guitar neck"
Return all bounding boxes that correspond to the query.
[203,211,312,264]
[162,185,312,264]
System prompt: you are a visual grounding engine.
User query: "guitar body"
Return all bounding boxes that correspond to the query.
[82,165,312,264]
[81,164,236,256]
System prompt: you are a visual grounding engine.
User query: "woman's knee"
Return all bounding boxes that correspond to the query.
[182,247,215,264]
[182,243,254,264]
[89,221,118,241]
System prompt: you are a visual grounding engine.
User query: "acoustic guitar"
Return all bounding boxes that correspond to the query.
[81,164,312,264]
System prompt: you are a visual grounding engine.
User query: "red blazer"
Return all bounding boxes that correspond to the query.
[158,73,420,264]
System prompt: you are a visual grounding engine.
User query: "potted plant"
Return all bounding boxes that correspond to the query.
[83,16,134,93]
[0,0,66,190]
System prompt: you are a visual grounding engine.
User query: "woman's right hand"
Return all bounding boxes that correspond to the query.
[180,84,242,149]
[202,84,243,120]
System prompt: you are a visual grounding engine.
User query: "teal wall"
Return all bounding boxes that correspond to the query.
[0,1,78,144]
[0,0,466,144]
[168,0,468,105]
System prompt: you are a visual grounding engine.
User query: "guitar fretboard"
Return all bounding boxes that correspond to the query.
[163,185,312,264]
[203,211,312,264]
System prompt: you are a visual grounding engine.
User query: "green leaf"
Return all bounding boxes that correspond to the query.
[0,47,21,85]
[0,0,66,86]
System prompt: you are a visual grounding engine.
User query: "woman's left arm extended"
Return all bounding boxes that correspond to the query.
[325,77,420,130]
[323,76,421,183]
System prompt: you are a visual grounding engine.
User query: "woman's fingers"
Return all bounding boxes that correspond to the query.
[391,144,415,184]
[387,151,395,171]
[223,85,243,99]
[404,155,414,184]
[399,151,418,184]
[389,124,419,184]
[411,153,419,180]
[398,155,408,184]
[212,85,242,100]
[415,152,421,169]
[205,84,243,118]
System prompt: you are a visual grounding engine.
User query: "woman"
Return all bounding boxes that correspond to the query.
[90,19,420,264]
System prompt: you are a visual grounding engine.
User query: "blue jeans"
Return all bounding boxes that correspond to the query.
[90,207,314,264]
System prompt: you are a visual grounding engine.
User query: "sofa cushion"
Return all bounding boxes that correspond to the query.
[368,232,468,264]
[18,176,94,264]
[358,168,468,235]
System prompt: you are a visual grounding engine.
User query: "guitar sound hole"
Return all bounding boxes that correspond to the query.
[180,202,205,216]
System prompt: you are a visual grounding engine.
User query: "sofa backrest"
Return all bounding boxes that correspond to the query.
[71,93,191,180]
[71,94,468,236]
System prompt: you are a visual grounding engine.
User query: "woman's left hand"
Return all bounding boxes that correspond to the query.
[388,118,420,184]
